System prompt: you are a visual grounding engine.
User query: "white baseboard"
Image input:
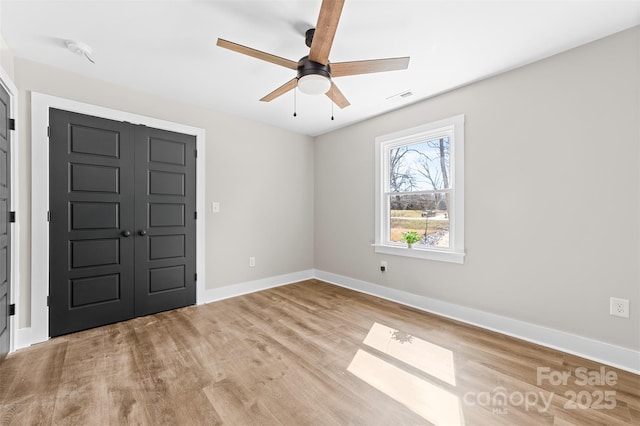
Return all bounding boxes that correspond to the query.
[313,269,640,375]
[198,269,315,305]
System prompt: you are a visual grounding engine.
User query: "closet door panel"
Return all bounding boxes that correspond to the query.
[134,127,196,316]
[49,109,135,337]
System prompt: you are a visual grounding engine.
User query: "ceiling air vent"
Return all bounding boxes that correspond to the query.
[386,90,413,101]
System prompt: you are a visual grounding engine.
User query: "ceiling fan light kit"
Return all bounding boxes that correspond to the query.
[297,74,331,95]
[216,0,409,110]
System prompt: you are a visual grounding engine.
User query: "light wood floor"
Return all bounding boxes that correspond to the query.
[1,280,638,425]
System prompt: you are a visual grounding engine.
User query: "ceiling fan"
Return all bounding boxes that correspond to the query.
[216,0,410,109]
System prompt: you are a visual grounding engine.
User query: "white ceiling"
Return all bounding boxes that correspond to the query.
[1,1,639,136]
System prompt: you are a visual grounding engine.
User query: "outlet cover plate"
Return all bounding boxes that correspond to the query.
[610,297,629,318]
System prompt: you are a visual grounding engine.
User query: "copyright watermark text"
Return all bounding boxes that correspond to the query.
[462,366,618,415]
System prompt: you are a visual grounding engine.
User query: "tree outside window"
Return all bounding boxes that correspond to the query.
[388,137,451,247]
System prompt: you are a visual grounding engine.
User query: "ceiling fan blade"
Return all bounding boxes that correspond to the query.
[217,38,298,70]
[325,81,350,109]
[309,0,345,65]
[260,78,298,102]
[331,57,410,77]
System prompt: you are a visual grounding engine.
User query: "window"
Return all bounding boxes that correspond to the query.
[374,115,464,263]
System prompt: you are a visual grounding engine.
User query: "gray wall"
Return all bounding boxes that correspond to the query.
[0,37,14,79]
[314,27,640,350]
[0,41,13,83]
[13,58,314,328]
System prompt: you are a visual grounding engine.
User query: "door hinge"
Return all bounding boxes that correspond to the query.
[9,119,15,131]
[194,273,197,281]
[9,211,16,223]
[47,126,50,137]
[47,210,51,222]
[194,150,197,158]
[47,296,50,307]
[194,211,197,220]
[9,304,15,316]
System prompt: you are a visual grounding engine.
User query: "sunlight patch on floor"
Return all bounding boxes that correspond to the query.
[347,349,463,425]
[363,322,456,386]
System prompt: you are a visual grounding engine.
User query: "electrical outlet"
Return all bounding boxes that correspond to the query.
[380,261,387,272]
[249,257,255,267]
[610,297,629,318]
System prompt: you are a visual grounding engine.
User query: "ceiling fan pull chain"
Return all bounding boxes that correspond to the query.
[293,87,297,117]
[331,85,335,121]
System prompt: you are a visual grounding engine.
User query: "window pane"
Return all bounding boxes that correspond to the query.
[388,193,450,248]
[389,137,450,192]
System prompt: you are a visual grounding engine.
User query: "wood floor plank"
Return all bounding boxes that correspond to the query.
[1,279,638,425]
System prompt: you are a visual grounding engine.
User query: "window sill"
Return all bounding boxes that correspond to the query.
[373,244,465,264]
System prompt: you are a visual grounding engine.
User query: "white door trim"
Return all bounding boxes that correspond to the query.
[31,92,206,345]
[0,66,19,353]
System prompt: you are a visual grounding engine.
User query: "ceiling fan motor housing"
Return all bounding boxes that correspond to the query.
[297,56,331,80]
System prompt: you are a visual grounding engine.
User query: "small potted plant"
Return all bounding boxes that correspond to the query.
[401,231,421,248]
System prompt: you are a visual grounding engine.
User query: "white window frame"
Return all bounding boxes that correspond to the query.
[374,114,465,264]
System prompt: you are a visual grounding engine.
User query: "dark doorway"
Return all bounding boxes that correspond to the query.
[0,83,12,361]
[49,109,196,337]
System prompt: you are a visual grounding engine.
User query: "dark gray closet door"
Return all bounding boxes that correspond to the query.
[49,109,136,337]
[133,126,196,316]
[0,84,11,360]
[49,109,197,337]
